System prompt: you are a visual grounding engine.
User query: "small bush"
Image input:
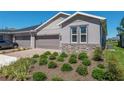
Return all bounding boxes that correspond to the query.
[69,56,77,64]
[60,52,68,58]
[39,58,48,65]
[52,77,63,81]
[31,58,38,64]
[53,52,59,56]
[97,64,105,69]
[57,56,64,62]
[92,68,105,80]
[61,63,73,71]
[33,72,47,81]
[70,54,77,58]
[78,52,88,60]
[76,65,88,76]
[40,54,48,59]
[82,58,91,66]
[44,51,51,55]
[48,61,57,68]
[93,47,102,61]
[32,54,39,58]
[49,54,56,60]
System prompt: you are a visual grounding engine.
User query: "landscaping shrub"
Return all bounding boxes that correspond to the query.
[53,52,59,56]
[48,61,57,68]
[49,54,56,60]
[0,58,32,80]
[31,58,38,64]
[69,56,77,64]
[68,54,77,64]
[97,64,105,69]
[92,68,105,80]
[39,58,48,65]
[93,47,102,61]
[57,56,64,62]
[60,52,68,58]
[82,58,91,66]
[104,61,123,81]
[78,52,88,60]
[44,51,51,55]
[76,65,88,76]
[33,72,47,81]
[32,54,39,58]
[61,63,73,71]
[0,66,14,80]
[52,76,63,81]
[70,54,77,58]
[40,54,48,59]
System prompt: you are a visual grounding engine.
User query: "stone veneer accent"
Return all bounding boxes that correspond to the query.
[61,43,100,53]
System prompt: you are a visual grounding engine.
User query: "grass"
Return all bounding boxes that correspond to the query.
[104,41,124,79]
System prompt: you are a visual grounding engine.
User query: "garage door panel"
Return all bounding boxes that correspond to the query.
[36,35,60,49]
[15,40,30,48]
[15,36,30,48]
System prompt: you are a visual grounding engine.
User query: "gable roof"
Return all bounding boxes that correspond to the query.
[35,12,70,31]
[58,12,106,26]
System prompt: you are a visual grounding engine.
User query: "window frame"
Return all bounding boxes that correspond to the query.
[70,26,78,43]
[79,26,87,44]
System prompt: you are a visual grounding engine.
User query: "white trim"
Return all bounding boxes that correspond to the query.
[58,11,106,26]
[35,12,70,31]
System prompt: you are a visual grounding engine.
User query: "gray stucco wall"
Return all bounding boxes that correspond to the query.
[37,15,67,36]
[60,15,101,45]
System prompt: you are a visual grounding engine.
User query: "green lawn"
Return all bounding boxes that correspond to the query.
[104,41,124,79]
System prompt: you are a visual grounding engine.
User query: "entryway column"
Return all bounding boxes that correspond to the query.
[12,35,16,42]
[31,33,36,48]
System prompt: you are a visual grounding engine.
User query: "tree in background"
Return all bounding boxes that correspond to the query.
[117,17,124,47]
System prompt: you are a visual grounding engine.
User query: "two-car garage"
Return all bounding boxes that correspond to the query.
[14,34,60,49]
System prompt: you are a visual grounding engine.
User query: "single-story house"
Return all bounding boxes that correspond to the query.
[0,12,107,52]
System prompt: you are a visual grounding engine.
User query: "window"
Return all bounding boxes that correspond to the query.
[80,26,87,43]
[71,27,78,43]
[70,26,87,43]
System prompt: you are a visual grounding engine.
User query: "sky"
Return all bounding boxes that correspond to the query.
[0,11,123,38]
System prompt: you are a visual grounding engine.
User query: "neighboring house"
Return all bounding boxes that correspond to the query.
[0,12,107,52]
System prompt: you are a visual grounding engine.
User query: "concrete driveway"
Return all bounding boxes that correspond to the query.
[6,48,61,58]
